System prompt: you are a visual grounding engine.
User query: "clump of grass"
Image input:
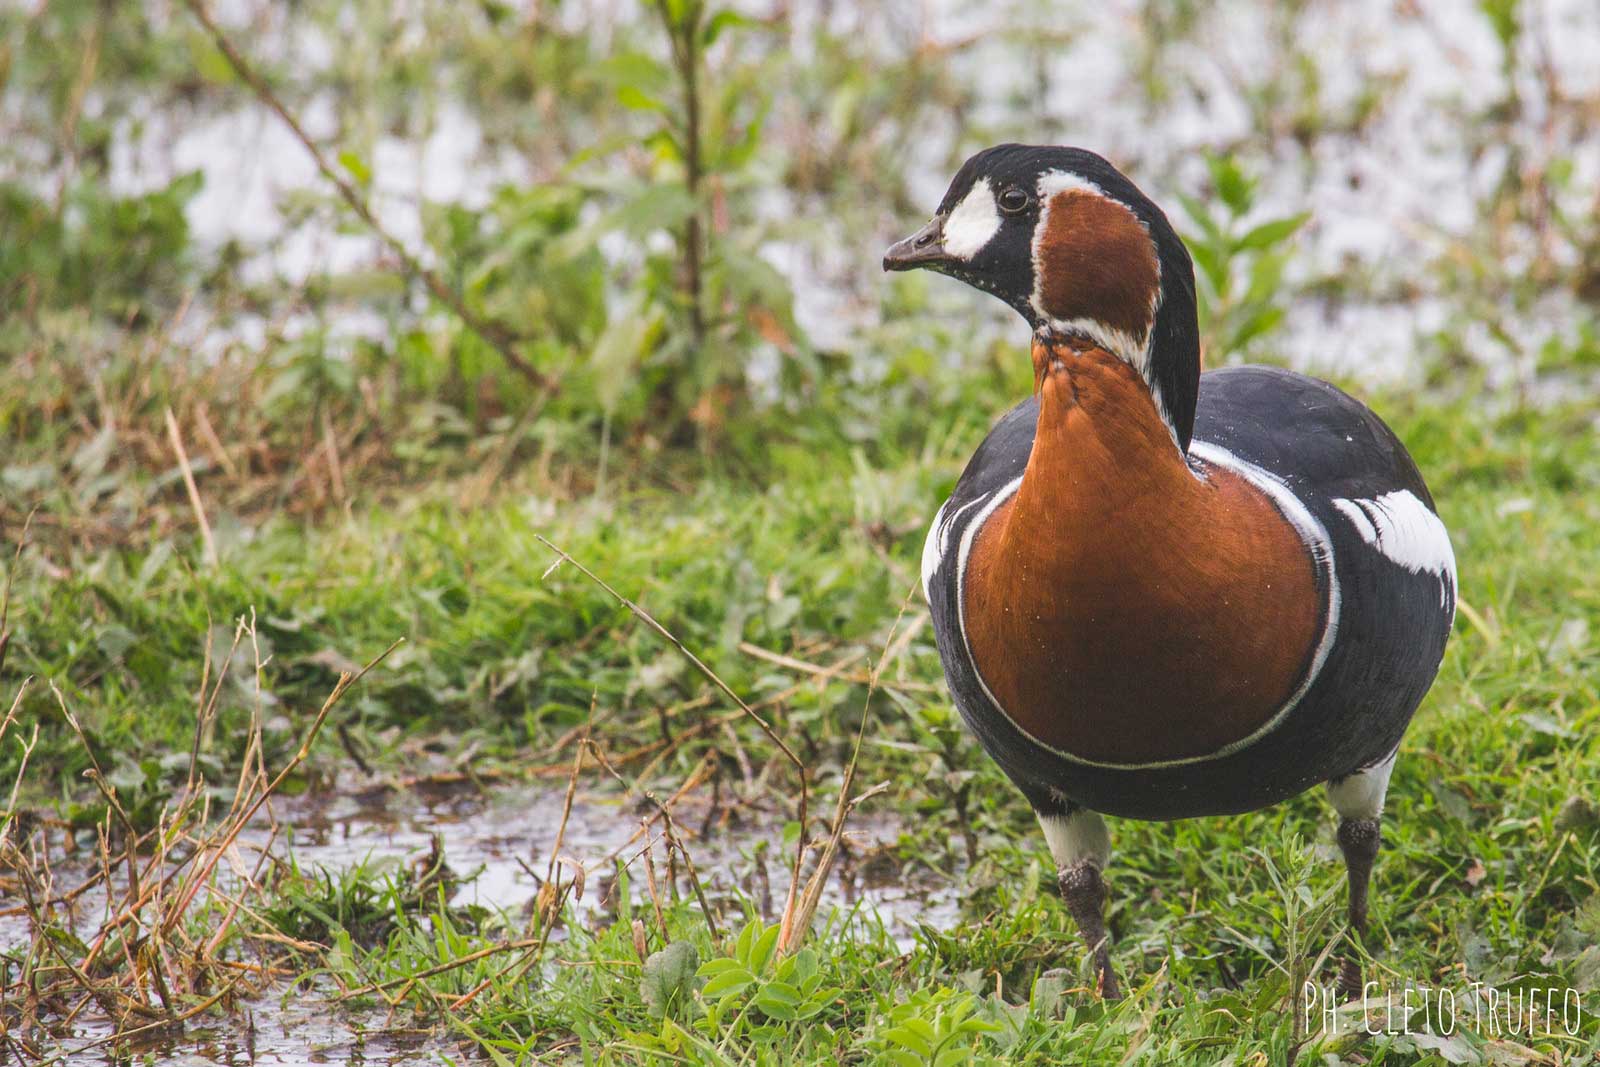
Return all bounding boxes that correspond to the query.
[0,621,398,1059]
[6,392,1599,1062]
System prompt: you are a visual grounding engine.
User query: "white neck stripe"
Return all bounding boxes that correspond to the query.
[1028,169,1174,452]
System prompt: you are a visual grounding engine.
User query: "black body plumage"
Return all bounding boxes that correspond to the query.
[923,367,1454,821]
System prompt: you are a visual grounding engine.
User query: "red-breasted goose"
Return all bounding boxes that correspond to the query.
[884,144,1456,999]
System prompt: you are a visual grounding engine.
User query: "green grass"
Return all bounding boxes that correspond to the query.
[6,378,1599,1064]
[5,1,1600,1060]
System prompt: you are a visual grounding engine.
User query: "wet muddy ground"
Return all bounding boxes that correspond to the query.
[26,983,446,1067]
[2,781,959,1065]
[271,780,957,933]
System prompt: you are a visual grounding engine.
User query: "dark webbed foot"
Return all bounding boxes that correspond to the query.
[1058,857,1120,999]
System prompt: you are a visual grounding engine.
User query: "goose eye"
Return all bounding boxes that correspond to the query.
[998,187,1031,215]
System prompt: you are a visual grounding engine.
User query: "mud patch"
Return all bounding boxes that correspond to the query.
[1,780,959,1065]
[267,779,960,936]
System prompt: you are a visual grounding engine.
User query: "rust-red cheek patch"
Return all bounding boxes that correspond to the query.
[1035,191,1160,344]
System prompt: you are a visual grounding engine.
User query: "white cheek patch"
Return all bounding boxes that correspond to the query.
[942,178,1002,260]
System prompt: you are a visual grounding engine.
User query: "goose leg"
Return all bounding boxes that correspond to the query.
[1039,807,1119,999]
[1325,751,1397,1000]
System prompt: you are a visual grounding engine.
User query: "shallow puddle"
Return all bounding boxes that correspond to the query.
[24,986,451,1067]
[2,780,958,1065]
[266,780,958,935]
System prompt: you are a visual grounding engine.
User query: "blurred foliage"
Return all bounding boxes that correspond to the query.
[1178,153,1308,365]
[0,0,1000,487]
[0,0,1596,529]
[1,173,200,321]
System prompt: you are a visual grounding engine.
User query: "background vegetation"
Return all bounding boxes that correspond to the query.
[2,0,1598,1063]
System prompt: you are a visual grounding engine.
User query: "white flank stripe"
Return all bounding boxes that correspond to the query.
[920,502,948,601]
[1332,498,1377,543]
[1331,491,1456,607]
[953,475,1024,661]
[922,494,989,601]
[942,178,1002,260]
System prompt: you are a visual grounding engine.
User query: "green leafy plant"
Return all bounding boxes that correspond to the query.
[641,940,703,1020]
[697,918,842,1032]
[864,988,1005,1067]
[581,0,807,447]
[1178,153,1309,364]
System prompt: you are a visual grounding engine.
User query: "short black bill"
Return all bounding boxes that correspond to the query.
[882,216,950,271]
